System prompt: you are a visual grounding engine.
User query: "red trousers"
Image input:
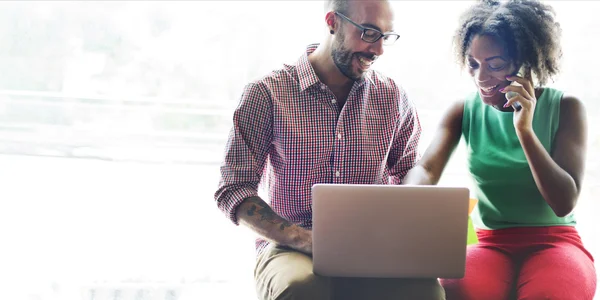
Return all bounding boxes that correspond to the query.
[440,226,596,300]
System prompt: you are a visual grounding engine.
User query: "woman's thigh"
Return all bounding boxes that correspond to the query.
[516,243,596,300]
[440,245,516,300]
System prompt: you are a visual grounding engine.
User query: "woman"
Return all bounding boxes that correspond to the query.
[403,0,597,299]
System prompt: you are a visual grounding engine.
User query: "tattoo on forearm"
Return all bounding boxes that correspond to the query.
[246,197,292,230]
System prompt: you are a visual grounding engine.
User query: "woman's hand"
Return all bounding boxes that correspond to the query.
[501,75,536,134]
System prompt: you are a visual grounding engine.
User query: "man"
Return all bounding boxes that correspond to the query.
[215,0,445,299]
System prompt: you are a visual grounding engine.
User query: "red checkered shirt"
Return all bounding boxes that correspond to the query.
[215,44,422,254]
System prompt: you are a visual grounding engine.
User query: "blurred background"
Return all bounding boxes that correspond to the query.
[0,1,597,299]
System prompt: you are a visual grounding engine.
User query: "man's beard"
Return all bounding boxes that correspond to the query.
[331,33,364,81]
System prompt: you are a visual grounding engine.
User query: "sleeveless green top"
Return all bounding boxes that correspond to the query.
[462,88,576,229]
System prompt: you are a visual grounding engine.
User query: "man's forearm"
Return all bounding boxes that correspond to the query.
[235,196,311,253]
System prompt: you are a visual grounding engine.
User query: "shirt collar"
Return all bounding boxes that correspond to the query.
[296,43,374,92]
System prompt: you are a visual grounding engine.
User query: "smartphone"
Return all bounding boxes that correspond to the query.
[505,66,526,111]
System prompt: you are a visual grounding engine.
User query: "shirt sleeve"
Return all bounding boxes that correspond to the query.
[214,82,273,225]
[387,83,422,185]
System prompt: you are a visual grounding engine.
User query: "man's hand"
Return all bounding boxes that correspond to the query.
[285,226,313,255]
[236,196,313,254]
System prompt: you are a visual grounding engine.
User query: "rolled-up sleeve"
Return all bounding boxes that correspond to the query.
[214,82,273,225]
[387,83,422,184]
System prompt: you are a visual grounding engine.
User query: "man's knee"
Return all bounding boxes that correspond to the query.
[275,273,332,300]
[254,245,332,300]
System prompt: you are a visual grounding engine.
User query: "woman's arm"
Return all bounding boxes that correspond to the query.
[403,100,464,185]
[517,94,587,217]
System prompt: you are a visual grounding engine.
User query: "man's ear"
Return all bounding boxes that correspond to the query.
[325,11,337,34]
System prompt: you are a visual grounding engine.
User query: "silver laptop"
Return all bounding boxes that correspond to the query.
[312,184,469,279]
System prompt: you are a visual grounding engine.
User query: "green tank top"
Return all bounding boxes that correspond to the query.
[462,88,576,229]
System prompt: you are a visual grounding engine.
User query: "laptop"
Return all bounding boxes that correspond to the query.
[312,184,469,279]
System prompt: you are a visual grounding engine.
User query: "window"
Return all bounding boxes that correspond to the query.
[0,1,597,299]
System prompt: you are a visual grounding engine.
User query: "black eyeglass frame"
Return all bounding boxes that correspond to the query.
[334,11,400,45]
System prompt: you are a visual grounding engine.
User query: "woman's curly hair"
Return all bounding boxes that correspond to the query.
[453,0,562,86]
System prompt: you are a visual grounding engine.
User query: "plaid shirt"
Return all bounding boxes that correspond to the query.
[215,44,421,254]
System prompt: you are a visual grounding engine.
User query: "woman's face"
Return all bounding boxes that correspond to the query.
[466,34,518,108]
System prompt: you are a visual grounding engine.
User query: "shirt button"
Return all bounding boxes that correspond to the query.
[337,133,342,140]
[331,99,337,104]
[321,84,326,90]
[335,171,340,177]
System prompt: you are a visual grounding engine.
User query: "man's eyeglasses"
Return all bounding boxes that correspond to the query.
[334,12,400,46]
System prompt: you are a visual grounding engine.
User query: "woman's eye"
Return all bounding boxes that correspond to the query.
[489,65,506,71]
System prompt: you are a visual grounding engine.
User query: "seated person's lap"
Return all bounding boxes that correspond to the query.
[440,246,516,300]
[441,241,596,300]
[255,244,445,300]
[516,242,596,300]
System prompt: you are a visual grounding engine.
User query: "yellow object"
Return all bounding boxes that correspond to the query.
[467,198,479,245]
[469,198,478,215]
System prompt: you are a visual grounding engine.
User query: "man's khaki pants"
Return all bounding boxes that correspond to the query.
[255,245,446,300]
